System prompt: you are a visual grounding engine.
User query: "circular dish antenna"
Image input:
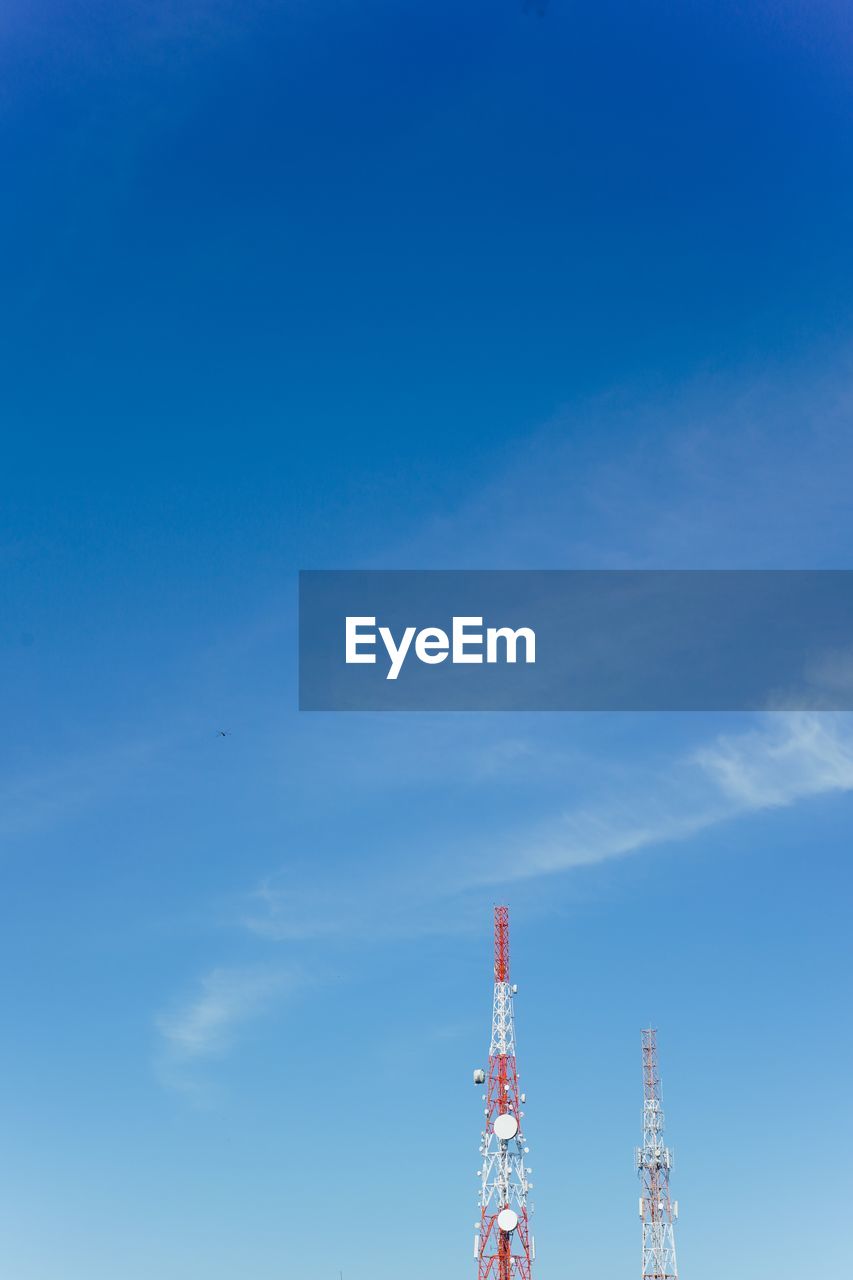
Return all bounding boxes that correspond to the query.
[493,1113,519,1141]
[497,1209,519,1234]
[473,1068,486,1085]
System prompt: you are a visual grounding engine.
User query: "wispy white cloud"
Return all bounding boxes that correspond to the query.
[157,964,298,1061]
[155,964,301,1095]
[692,711,853,810]
[239,712,853,946]
[241,880,353,942]
[469,712,853,885]
[387,355,853,572]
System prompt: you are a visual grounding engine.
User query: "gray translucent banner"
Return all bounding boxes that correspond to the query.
[298,570,853,711]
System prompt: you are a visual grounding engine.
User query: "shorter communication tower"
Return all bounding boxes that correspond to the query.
[636,1029,679,1280]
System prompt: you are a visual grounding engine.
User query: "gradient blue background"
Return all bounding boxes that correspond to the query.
[1,2,852,1277]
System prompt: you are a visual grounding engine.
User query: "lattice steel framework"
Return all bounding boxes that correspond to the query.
[475,907,534,1280]
[636,1029,679,1280]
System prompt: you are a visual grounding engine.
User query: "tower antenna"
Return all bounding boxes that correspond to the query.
[474,906,534,1280]
[636,1029,679,1280]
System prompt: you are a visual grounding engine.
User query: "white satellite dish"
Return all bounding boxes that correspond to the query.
[493,1113,519,1141]
[497,1209,519,1234]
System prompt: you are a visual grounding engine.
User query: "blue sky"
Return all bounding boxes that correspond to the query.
[2,1,853,1277]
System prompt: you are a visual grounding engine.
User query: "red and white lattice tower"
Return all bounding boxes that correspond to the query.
[636,1029,679,1280]
[474,907,534,1280]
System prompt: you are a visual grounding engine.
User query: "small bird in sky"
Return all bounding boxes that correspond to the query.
[216,729,230,737]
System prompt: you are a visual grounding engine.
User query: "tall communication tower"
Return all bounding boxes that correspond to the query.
[636,1028,679,1280]
[473,907,534,1280]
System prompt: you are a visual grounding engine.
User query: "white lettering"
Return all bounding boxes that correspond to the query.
[345,616,536,678]
[415,627,450,664]
[346,616,377,663]
[453,616,484,663]
[486,626,536,664]
[378,625,416,680]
